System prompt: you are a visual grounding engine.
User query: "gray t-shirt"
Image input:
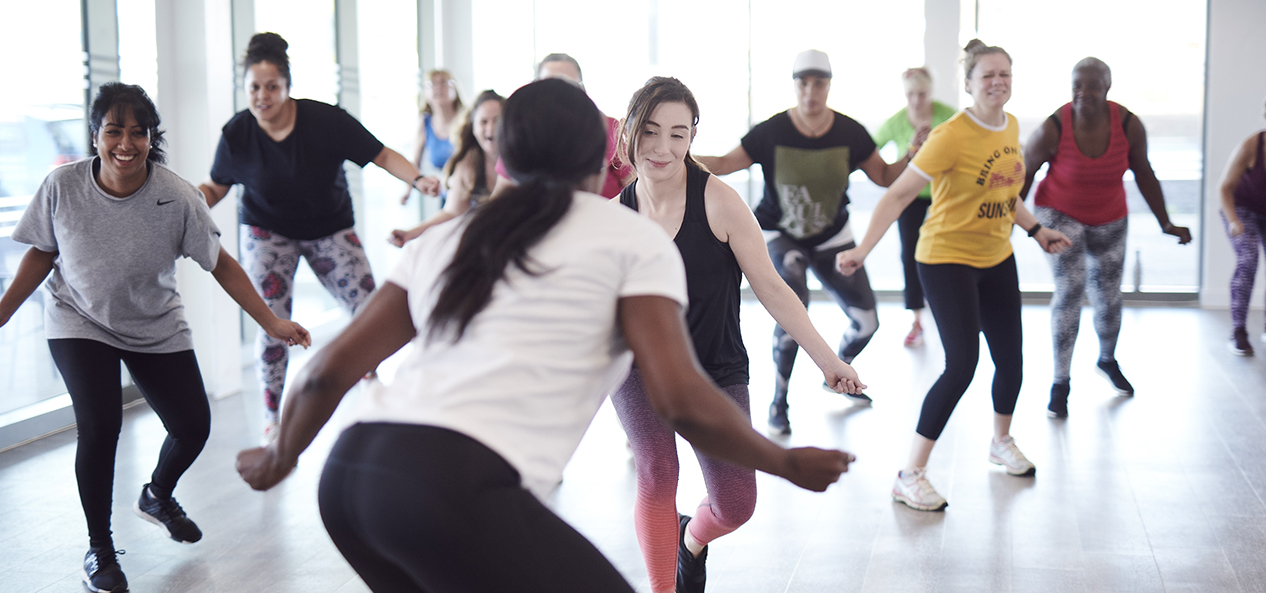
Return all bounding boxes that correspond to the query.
[13,158,222,353]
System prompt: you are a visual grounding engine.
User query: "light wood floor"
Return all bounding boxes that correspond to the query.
[2,300,1265,592]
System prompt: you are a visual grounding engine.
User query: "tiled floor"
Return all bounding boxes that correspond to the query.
[2,299,1264,592]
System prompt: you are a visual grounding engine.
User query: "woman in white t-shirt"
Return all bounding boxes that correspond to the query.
[235,78,859,592]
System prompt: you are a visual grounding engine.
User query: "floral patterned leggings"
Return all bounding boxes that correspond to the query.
[239,225,376,422]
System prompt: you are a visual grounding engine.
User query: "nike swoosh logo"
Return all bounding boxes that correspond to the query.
[157,200,175,205]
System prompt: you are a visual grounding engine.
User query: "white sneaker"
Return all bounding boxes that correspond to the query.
[892,468,948,511]
[988,436,1036,476]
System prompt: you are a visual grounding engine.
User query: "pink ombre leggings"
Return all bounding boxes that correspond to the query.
[611,369,757,593]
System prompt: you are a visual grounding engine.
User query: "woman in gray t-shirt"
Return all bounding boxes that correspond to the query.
[0,83,310,593]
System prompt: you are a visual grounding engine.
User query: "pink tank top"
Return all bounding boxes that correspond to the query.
[1034,101,1130,225]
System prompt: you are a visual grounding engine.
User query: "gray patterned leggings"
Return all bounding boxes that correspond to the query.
[1035,207,1128,384]
[239,225,375,422]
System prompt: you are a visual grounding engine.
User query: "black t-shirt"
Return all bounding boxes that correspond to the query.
[210,99,384,240]
[741,110,875,247]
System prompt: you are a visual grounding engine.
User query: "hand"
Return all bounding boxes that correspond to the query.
[909,125,931,156]
[236,445,295,491]
[266,319,311,348]
[1228,220,1245,238]
[822,359,867,395]
[835,248,865,276]
[415,176,441,196]
[388,227,423,248]
[0,312,10,329]
[1165,224,1193,245]
[778,447,854,492]
[399,190,413,205]
[1035,227,1072,254]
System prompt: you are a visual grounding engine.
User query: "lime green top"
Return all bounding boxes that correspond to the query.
[873,101,957,199]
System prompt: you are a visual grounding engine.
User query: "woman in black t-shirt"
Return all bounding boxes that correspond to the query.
[198,32,439,443]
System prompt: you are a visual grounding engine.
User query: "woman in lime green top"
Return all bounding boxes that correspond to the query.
[873,67,957,347]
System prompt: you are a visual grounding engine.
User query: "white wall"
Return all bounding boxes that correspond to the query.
[1201,0,1266,309]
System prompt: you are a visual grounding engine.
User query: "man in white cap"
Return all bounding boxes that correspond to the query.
[699,49,917,435]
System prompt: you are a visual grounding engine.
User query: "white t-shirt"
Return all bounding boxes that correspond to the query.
[352,192,688,498]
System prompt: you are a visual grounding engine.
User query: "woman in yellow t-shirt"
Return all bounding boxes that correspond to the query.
[837,40,1071,512]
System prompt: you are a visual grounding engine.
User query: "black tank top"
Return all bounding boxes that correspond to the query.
[619,163,749,387]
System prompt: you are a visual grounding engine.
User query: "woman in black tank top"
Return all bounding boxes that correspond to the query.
[610,77,865,593]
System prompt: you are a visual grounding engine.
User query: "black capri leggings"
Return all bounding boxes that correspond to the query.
[47,338,211,549]
[914,255,1023,440]
[318,423,636,593]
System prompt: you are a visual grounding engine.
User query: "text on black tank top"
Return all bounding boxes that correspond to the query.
[619,163,749,387]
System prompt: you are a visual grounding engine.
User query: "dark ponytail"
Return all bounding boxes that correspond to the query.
[244,32,291,87]
[427,78,607,343]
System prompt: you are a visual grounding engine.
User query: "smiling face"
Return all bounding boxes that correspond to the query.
[245,61,291,124]
[472,100,502,157]
[633,101,694,183]
[1071,66,1109,113]
[794,75,831,117]
[93,105,150,186]
[966,53,1012,110]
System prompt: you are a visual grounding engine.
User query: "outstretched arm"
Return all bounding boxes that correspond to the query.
[858,149,910,188]
[371,146,441,201]
[697,145,754,176]
[1126,115,1191,244]
[388,159,475,247]
[198,180,231,209]
[237,282,416,490]
[621,295,854,491]
[835,168,927,275]
[210,247,311,348]
[0,247,56,327]
[705,180,864,393]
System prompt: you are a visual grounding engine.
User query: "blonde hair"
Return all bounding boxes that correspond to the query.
[422,69,463,115]
[902,67,933,93]
[961,39,1012,79]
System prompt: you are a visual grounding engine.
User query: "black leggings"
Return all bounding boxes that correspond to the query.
[897,198,931,311]
[47,339,211,549]
[915,256,1023,440]
[318,423,635,593]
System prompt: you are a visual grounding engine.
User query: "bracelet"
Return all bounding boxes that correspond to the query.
[1026,222,1043,237]
[1162,222,1175,233]
[412,174,425,187]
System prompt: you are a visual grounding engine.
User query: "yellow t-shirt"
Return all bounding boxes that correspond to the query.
[908,110,1025,268]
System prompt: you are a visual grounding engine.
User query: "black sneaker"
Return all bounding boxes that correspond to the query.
[768,402,791,436]
[821,381,873,406]
[1095,360,1134,396]
[1047,382,1069,418]
[1230,327,1255,356]
[134,484,202,543]
[83,547,127,592]
[676,514,707,593]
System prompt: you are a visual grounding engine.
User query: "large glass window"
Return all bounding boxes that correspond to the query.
[974,0,1206,292]
[0,0,85,415]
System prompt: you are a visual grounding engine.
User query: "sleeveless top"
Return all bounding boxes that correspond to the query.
[424,114,455,171]
[619,163,749,387]
[1033,101,1131,225]
[1234,132,1266,216]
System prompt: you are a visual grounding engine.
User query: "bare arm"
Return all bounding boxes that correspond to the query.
[371,146,441,200]
[1126,115,1191,244]
[621,295,853,491]
[857,149,909,188]
[399,117,430,204]
[198,180,231,209]
[834,168,927,275]
[696,145,754,176]
[237,283,416,489]
[704,179,864,393]
[1013,198,1072,254]
[388,159,475,247]
[1019,117,1059,200]
[0,247,57,327]
[1220,133,1257,237]
[210,247,311,347]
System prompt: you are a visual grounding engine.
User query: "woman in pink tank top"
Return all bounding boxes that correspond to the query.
[1218,99,1266,355]
[1019,58,1191,418]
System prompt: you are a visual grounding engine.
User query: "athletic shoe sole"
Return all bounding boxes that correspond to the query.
[1046,409,1067,419]
[1228,341,1254,356]
[1094,366,1134,397]
[820,382,873,406]
[134,501,198,544]
[82,571,127,593]
[891,490,948,512]
[988,455,1036,477]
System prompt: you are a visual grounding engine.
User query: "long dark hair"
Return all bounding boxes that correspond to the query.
[427,78,607,343]
[89,82,167,164]
[244,32,291,87]
[442,90,504,187]
[621,77,702,174]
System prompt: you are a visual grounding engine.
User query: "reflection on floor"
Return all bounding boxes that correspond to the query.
[1,300,1264,592]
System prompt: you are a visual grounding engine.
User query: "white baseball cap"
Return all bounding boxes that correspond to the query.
[792,50,832,80]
